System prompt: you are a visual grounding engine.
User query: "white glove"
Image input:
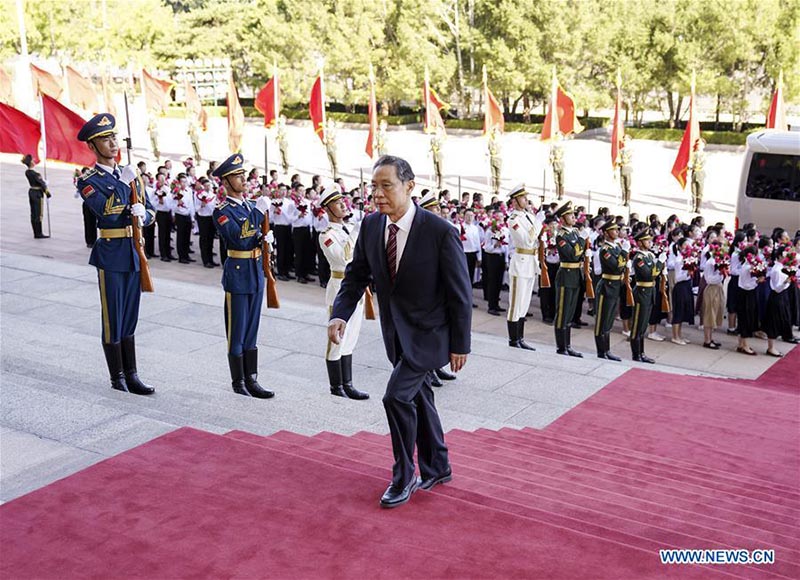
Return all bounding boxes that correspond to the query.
[119,165,137,183]
[255,196,270,214]
[579,229,590,240]
[621,239,631,252]
[130,203,146,218]
[658,251,668,263]
[585,249,593,259]
[264,230,275,244]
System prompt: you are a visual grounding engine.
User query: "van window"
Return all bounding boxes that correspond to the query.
[745,153,800,202]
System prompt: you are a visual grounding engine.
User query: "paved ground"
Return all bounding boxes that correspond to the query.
[0,134,786,505]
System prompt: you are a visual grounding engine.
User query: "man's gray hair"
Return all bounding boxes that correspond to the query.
[373,155,415,183]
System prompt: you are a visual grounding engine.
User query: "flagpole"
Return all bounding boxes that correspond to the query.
[39,93,51,237]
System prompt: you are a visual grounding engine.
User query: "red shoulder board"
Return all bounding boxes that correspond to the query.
[217,215,229,225]
[323,237,334,247]
[81,185,95,198]
[558,239,566,247]
[512,224,519,230]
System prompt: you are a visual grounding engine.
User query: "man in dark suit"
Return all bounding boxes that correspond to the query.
[329,155,472,509]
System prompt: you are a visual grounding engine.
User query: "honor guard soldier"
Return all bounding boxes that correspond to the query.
[77,113,157,395]
[553,201,584,357]
[212,154,275,399]
[690,138,706,214]
[593,221,628,361]
[629,230,667,363]
[22,154,51,238]
[506,184,545,350]
[549,137,565,200]
[318,188,369,400]
[618,136,633,207]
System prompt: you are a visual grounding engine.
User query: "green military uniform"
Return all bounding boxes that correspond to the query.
[550,144,565,200]
[619,147,632,206]
[629,230,665,363]
[489,135,502,195]
[188,121,201,162]
[277,118,290,173]
[690,146,705,213]
[148,117,159,160]
[553,201,584,357]
[593,222,628,361]
[325,130,338,179]
[431,134,443,190]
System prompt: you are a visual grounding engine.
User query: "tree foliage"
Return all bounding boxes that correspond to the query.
[2,0,797,122]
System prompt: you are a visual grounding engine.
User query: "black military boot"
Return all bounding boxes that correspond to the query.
[102,342,128,393]
[228,354,250,396]
[120,336,155,395]
[631,335,642,361]
[327,359,347,397]
[595,334,606,359]
[507,320,520,347]
[516,319,536,351]
[564,327,583,358]
[604,334,622,362]
[435,367,457,381]
[555,328,567,354]
[341,355,369,400]
[243,348,275,399]
[638,338,656,364]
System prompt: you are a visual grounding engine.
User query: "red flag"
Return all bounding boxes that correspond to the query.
[184,80,208,131]
[671,75,700,189]
[611,71,624,169]
[255,66,279,128]
[366,65,378,158]
[0,102,41,163]
[541,69,583,141]
[423,67,446,135]
[227,73,244,153]
[482,66,504,136]
[0,67,14,106]
[41,94,96,166]
[66,66,98,112]
[309,74,326,143]
[31,64,63,99]
[142,68,173,114]
[766,71,787,130]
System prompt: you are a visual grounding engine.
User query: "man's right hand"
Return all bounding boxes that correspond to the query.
[328,320,347,345]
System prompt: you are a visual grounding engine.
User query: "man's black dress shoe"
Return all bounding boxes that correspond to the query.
[435,368,456,381]
[487,308,501,316]
[380,477,420,508]
[178,258,190,264]
[420,470,452,491]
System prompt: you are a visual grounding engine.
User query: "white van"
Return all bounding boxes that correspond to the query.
[735,130,800,233]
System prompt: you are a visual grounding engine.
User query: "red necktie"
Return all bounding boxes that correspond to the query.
[387,223,399,283]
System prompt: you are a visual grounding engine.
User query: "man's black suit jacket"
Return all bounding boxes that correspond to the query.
[331,205,472,372]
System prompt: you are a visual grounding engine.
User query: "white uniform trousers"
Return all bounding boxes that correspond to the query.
[507,274,536,322]
[325,276,364,360]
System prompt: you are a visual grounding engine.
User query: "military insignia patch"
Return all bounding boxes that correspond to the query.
[240,219,256,238]
[233,155,242,164]
[97,116,112,126]
[323,237,334,247]
[217,215,229,225]
[81,185,95,198]
[558,240,566,247]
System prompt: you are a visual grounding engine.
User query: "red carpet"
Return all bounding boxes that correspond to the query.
[1,351,798,579]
